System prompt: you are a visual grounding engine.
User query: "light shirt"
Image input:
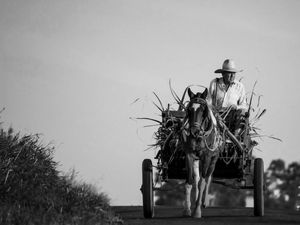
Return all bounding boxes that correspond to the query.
[207,78,247,111]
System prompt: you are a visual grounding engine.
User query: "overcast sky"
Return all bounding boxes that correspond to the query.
[1,0,300,205]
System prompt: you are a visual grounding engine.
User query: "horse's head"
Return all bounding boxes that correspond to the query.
[186,88,213,137]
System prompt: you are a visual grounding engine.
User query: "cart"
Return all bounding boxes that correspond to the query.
[140,106,264,218]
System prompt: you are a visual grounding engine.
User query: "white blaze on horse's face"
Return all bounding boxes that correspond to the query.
[191,103,201,112]
[189,102,203,129]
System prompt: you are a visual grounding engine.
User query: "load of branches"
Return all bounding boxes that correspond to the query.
[135,81,281,155]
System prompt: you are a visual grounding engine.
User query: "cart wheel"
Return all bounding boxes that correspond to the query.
[254,158,264,216]
[142,159,154,218]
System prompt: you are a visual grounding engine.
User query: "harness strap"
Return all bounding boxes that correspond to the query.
[204,127,222,152]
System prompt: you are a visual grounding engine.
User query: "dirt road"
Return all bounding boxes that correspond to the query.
[113,206,300,225]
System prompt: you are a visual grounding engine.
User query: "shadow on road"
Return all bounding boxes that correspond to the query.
[113,206,300,225]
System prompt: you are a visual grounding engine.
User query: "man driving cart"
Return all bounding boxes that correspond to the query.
[207,59,248,138]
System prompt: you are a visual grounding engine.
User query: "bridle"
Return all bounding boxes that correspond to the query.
[183,97,221,152]
[185,98,214,139]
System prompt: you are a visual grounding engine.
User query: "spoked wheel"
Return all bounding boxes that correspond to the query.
[254,158,264,216]
[142,159,154,218]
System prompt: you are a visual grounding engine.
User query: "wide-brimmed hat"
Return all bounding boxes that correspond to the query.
[214,59,243,73]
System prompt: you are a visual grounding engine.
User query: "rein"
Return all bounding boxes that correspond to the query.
[203,127,222,152]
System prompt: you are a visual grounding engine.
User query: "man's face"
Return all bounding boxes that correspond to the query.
[222,72,236,85]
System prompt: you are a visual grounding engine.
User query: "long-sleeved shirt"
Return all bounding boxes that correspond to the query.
[207,78,247,111]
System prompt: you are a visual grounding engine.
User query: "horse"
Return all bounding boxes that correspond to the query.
[182,88,222,218]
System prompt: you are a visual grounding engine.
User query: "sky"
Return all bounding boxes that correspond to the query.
[1,0,300,205]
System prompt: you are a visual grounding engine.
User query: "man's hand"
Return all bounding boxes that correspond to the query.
[238,108,247,116]
[231,105,247,115]
[229,105,237,110]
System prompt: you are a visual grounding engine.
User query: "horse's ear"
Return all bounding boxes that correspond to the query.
[188,88,194,99]
[202,88,208,99]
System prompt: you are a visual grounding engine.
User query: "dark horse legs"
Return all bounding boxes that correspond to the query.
[186,152,197,185]
[193,149,219,218]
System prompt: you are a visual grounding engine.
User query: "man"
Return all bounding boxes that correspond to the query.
[207,59,248,136]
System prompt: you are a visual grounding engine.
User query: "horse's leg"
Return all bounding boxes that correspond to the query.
[183,183,192,216]
[186,153,194,185]
[193,160,200,207]
[183,153,194,216]
[202,152,218,208]
[202,175,211,208]
[193,175,206,218]
[193,150,216,218]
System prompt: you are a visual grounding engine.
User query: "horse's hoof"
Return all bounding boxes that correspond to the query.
[182,209,191,217]
[192,208,202,218]
[202,201,208,208]
[202,198,209,208]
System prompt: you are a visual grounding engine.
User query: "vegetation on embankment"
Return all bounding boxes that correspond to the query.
[0,126,123,225]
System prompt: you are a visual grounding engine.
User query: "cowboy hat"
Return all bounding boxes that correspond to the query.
[214,59,243,73]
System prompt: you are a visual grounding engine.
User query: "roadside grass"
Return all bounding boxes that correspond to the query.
[0,126,123,225]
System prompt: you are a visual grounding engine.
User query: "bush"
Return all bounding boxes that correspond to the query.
[0,127,123,225]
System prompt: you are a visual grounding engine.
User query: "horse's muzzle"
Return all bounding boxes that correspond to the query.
[190,126,200,137]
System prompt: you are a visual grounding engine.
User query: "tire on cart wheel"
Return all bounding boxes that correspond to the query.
[254,158,264,216]
[142,159,154,218]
